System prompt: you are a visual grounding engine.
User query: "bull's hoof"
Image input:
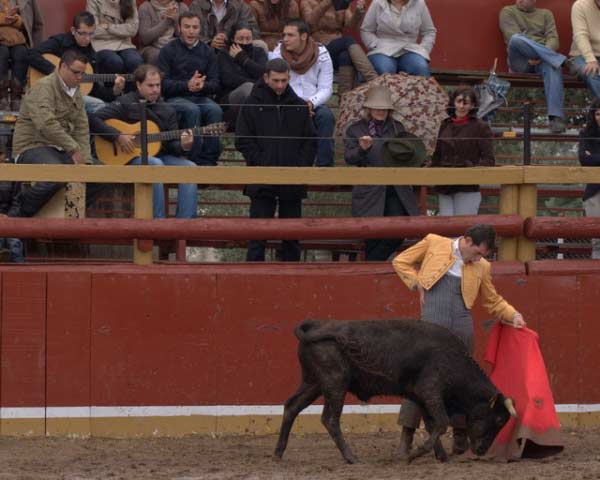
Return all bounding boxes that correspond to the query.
[434,450,449,463]
[343,453,359,464]
[272,450,284,461]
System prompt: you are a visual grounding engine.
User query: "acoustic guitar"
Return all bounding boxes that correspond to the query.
[28,53,133,97]
[94,119,228,166]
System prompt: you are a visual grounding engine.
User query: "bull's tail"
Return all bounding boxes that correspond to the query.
[294,319,338,343]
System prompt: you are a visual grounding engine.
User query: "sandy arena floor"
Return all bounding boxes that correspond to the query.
[0,426,599,480]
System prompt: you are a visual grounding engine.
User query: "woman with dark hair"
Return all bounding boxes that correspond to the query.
[430,86,494,216]
[138,0,188,65]
[86,0,143,74]
[217,22,267,128]
[249,0,299,51]
[361,0,436,77]
[301,0,377,94]
[579,98,600,259]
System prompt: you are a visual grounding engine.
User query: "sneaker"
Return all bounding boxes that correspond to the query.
[549,117,566,134]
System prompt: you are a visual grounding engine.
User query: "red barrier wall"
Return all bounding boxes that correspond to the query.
[36,0,576,71]
[0,261,597,427]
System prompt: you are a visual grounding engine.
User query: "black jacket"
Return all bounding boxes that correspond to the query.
[216,45,267,100]
[158,38,220,99]
[89,92,183,156]
[27,33,116,102]
[579,129,600,201]
[235,79,317,199]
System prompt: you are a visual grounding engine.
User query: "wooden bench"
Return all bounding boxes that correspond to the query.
[431,69,584,89]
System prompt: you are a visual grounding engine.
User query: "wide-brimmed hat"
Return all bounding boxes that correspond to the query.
[363,86,394,110]
[381,131,427,167]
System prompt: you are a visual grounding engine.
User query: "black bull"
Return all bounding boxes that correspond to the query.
[274,319,517,464]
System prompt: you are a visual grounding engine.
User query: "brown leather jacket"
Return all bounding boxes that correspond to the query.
[300,0,364,45]
[249,0,299,51]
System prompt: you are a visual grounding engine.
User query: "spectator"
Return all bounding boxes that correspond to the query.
[249,0,299,51]
[430,87,494,216]
[499,0,566,133]
[578,98,600,259]
[217,22,267,129]
[360,0,436,77]
[138,0,188,65]
[569,0,600,99]
[158,11,223,166]
[392,224,526,457]
[235,58,317,261]
[89,64,198,219]
[9,50,103,217]
[0,143,24,263]
[27,11,126,114]
[301,0,377,93]
[189,0,265,51]
[344,86,421,260]
[269,18,335,167]
[0,0,44,111]
[86,0,143,74]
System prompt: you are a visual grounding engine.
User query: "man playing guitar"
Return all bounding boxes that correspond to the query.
[89,63,199,219]
[27,11,126,114]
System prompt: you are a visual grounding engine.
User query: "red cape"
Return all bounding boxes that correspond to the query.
[484,323,564,460]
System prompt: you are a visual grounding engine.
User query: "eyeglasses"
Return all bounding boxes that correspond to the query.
[74,30,94,37]
[67,66,86,77]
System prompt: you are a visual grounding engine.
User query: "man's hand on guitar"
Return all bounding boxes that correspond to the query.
[180,129,194,151]
[117,134,136,154]
[71,151,85,165]
[113,75,126,96]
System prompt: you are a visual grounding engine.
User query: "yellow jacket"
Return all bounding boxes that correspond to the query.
[392,234,517,323]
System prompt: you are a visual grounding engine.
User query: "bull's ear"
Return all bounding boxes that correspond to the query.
[489,393,500,409]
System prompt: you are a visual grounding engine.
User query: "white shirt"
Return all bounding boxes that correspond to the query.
[446,237,464,278]
[58,74,78,98]
[269,43,334,108]
[211,0,228,23]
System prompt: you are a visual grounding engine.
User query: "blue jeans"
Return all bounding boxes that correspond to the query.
[571,55,600,99]
[0,237,24,263]
[508,34,565,118]
[167,96,223,166]
[326,36,355,70]
[84,96,106,115]
[95,48,143,74]
[128,155,198,218]
[368,52,430,77]
[314,105,335,167]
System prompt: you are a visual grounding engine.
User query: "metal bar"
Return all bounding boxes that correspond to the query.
[523,103,532,165]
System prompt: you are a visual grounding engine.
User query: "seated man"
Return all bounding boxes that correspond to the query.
[10,50,103,218]
[235,58,317,261]
[158,11,222,166]
[569,0,600,99]
[89,64,198,219]
[27,11,125,114]
[189,0,260,50]
[499,0,566,133]
[269,18,335,167]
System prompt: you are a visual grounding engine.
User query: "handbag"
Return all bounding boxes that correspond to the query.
[0,26,26,47]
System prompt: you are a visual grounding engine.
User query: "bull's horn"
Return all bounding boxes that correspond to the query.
[504,398,518,418]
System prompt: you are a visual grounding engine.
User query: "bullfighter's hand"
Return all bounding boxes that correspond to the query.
[358,135,373,150]
[503,313,525,329]
[583,61,600,77]
[113,75,126,96]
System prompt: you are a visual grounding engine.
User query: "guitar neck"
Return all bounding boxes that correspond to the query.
[147,127,198,143]
[82,73,133,83]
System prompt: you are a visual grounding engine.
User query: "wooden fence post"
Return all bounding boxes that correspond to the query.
[498,184,519,261]
[517,184,538,262]
[134,183,154,265]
